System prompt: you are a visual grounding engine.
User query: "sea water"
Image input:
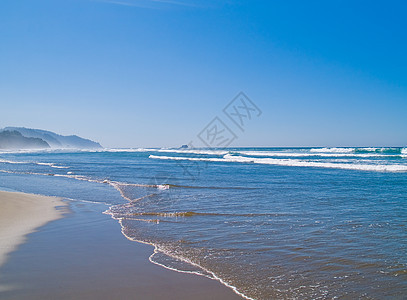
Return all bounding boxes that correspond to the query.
[1,147,406,299]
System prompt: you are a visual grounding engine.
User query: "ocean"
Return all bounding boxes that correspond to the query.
[1,147,406,299]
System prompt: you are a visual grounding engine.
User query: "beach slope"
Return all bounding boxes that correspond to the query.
[0,191,66,268]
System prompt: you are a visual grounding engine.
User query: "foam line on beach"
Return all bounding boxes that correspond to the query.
[128,211,291,218]
[0,169,257,193]
[103,208,255,300]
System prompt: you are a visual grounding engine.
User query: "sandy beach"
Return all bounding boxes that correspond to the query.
[0,191,67,269]
[0,192,242,299]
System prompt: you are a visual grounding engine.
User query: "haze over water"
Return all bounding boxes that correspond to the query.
[1,147,406,299]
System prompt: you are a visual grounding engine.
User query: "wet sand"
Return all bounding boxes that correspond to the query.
[0,195,242,299]
[0,191,67,270]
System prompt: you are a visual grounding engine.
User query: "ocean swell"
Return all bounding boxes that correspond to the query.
[149,154,407,172]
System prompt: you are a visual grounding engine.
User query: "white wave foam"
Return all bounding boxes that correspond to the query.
[0,148,89,154]
[0,159,68,169]
[402,148,407,155]
[0,167,164,201]
[104,211,255,300]
[36,162,69,169]
[357,147,401,153]
[157,184,170,190]
[310,148,355,153]
[103,148,158,153]
[149,154,407,172]
[149,155,225,162]
[223,155,407,172]
[236,151,393,158]
[92,148,228,155]
[0,159,26,164]
[155,149,228,155]
[358,147,379,152]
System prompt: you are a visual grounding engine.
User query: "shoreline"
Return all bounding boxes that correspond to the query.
[0,191,242,299]
[105,211,253,300]
[0,191,67,269]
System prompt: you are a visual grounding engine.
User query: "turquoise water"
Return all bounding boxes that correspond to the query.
[1,147,406,299]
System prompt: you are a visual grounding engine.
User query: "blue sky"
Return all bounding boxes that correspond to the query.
[0,0,406,147]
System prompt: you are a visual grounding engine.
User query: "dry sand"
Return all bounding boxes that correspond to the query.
[0,191,67,268]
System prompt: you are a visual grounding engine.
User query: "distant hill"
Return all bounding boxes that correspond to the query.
[0,127,103,149]
[0,130,51,149]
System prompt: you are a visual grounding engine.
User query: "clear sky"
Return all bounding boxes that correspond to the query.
[1,0,406,148]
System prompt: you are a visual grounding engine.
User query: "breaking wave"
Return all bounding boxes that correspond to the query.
[149,154,407,172]
[310,147,406,154]
[236,151,399,158]
[0,158,69,169]
[355,147,404,154]
[310,147,355,153]
[2,148,406,299]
